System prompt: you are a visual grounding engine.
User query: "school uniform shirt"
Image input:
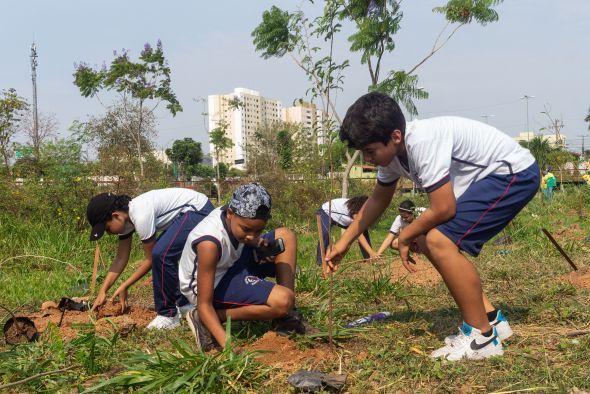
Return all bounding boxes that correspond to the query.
[178,207,244,305]
[321,198,354,227]
[118,188,210,242]
[389,207,426,234]
[377,117,536,198]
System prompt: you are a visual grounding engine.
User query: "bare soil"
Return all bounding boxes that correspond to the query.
[390,256,442,287]
[554,223,585,241]
[560,266,590,290]
[30,300,156,340]
[244,331,336,371]
[4,317,38,344]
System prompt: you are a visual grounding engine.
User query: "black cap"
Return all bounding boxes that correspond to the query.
[86,192,117,241]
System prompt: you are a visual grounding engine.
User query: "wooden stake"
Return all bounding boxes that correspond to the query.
[91,243,100,293]
[541,228,578,271]
[316,214,327,279]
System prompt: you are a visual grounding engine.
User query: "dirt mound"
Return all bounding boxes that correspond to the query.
[390,256,442,287]
[30,301,156,340]
[560,267,590,290]
[245,331,336,371]
[555,223,585,241]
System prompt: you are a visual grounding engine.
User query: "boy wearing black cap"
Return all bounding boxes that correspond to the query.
[86,188,214,330]
[178,183,302,351]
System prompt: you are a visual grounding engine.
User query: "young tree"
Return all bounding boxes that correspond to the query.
[73,40,182,177]
[252,0,503,196]
[0,89,28,172]
[209,120,233,198]
[165,137,203,180]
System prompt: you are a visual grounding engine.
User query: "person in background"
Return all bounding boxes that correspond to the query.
[376,199,426,255]
[87,188,214,330]
[317,196,377,265]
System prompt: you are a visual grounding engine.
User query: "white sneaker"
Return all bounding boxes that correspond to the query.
[146,314,180,330]
[432,322,503,361]
[177,304,195,317]
[444,310,513,345]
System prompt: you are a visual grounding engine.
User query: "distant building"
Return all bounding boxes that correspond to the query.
[154,150,171,165]
[208,88,282,170]
[514,132,566,149]
[281,100,333,144]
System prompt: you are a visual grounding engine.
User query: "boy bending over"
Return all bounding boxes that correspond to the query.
[326,92,539,361]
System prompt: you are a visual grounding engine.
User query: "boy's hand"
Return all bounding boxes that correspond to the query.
[324,242,350,274]
[110,285,129,313]
[398,235,417,273]
[91,291,108,311]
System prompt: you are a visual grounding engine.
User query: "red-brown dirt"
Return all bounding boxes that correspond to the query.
[30,300,156,340]
[560,266,590,290]
[389,256,442,287]
[244,331,336,371]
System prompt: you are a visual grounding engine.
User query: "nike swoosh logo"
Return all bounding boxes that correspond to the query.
[470,335,497,350]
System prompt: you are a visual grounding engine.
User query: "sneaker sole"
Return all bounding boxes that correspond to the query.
[185,312,202,350]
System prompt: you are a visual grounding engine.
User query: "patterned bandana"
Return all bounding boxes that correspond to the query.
[229,183,272,219]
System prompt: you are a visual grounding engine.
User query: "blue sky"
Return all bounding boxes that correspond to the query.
[2,1,589,154]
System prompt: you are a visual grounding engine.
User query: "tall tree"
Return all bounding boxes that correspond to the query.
[73,40,182,177]
[19,111,59,162]
[0,89,28,172]
[252,0,503,196]
[165,137,203,180]
[74,99,157,178]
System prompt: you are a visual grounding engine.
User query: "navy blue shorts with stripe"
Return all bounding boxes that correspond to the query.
[213,230,278,309]
[436,162,540,257]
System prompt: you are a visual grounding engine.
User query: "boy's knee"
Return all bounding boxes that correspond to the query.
[271,287,294,316]
[425,229,452,253]
[275,227,296,247]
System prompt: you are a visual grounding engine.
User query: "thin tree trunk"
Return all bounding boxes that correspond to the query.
[137,101,145,178]
[341,150,360,198]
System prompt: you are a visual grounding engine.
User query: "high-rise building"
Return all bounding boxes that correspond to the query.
[208,88,282,169]
[282,100,332,144]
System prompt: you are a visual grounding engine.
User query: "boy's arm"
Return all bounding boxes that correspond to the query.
[196,241,226,347]
[110,239,155,311]
[92,236,132,311]
[326,181,396,271]
[377,233,396,255]
[398,181,456,271]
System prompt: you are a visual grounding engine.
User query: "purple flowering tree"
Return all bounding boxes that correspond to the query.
[73,41,182,177]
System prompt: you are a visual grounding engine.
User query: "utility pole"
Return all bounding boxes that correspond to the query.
[520,94,535,147]
[30,42,40,161]
[579,135,586,159]
[541,107,564,148]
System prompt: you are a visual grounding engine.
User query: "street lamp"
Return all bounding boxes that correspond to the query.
[520,94,535,146]
[481,114,495,124]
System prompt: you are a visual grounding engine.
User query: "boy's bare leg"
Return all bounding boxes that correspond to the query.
[416,230,491,333]
[273,227,297,291]
[216,285,294,322]
[415,235,496,315]
[216,227,297,323]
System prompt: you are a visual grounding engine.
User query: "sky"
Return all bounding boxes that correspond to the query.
[2,0,589,155]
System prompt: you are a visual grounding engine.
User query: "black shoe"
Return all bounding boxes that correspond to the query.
[272,310,313,335]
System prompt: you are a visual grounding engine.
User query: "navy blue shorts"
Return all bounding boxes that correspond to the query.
[437,162,540,257]
[213,231,278,309]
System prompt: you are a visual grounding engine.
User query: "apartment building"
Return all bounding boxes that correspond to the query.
[208,88,282,169]
[282,100,332,145]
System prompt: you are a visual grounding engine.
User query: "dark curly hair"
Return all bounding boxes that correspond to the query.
[345,195,368,216]
[111,194,132,213]
[398,199,415,213]
[340,92,406,150]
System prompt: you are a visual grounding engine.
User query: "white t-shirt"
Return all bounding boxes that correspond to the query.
[179,208,244,305]
[377,117,536,198]
[321,198,354,227]
[120,188,210,241]
[389,207,426,234]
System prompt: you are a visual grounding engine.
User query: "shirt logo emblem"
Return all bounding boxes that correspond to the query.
[244,276,261,285]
